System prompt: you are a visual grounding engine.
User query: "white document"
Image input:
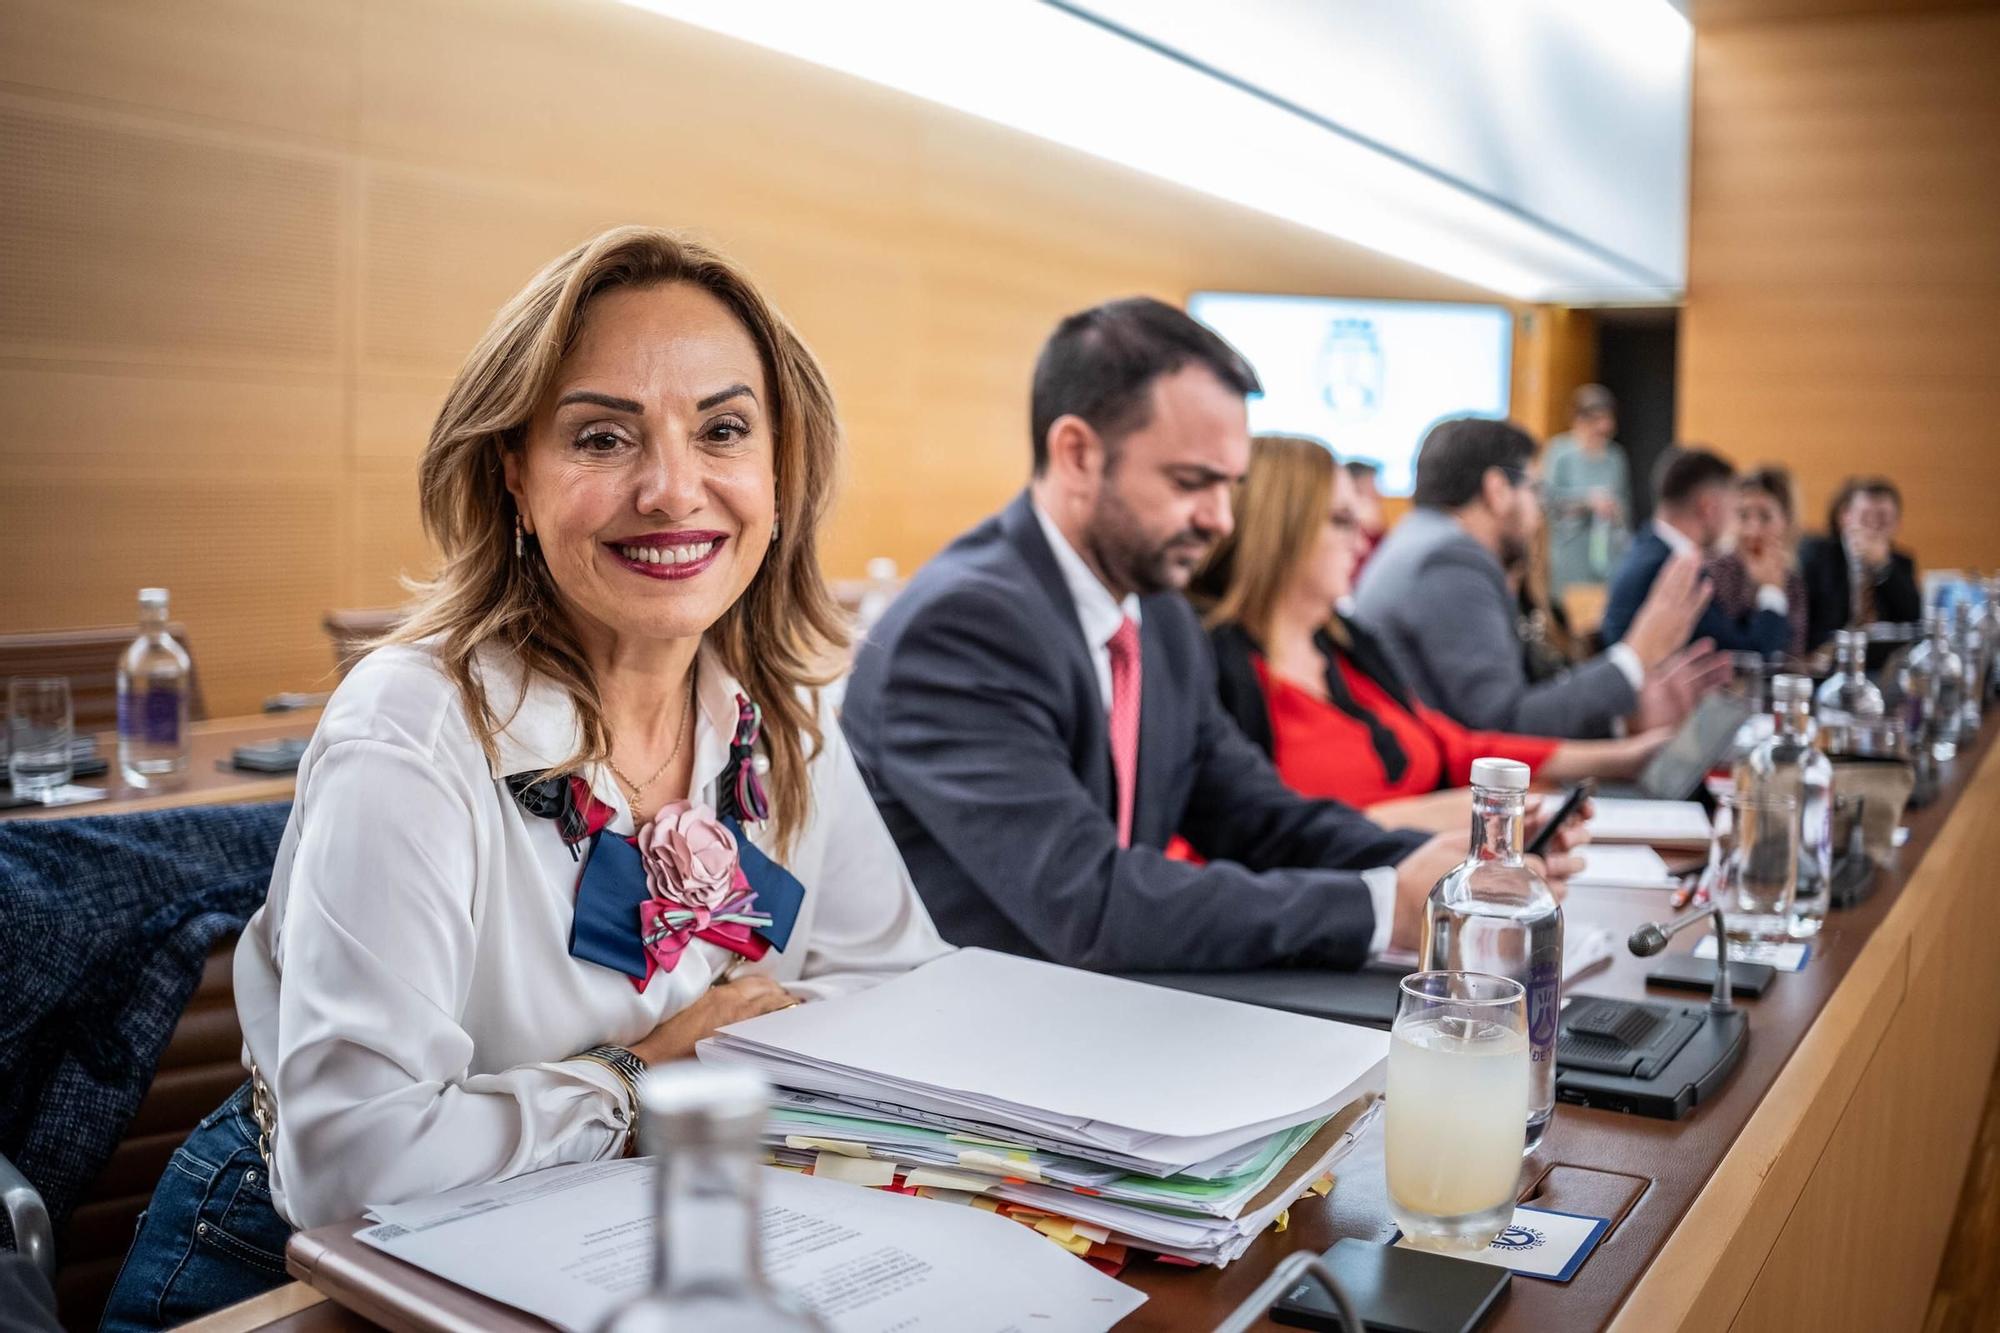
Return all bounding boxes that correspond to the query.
[700,948,1387,1150]
[1571,844,1675,889]
[358,1160,1143,1333]
[1586,797,1712,845]
[1694,934,1810,972]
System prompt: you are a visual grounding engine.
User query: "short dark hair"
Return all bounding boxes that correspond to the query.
[1342,458,1383,483]
[1411,417,1538,509]
[1029,297,1260,473]
[1653,445,1735,508]
[1827,474,1902,533]
[1736,465,1795,520]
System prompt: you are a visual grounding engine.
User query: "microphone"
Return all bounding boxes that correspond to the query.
[1628,903,1734,1012]
[1627,922,1670,957]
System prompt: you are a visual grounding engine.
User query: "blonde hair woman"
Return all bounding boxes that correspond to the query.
[1196,434,1663,809]
[103,228,947,1331]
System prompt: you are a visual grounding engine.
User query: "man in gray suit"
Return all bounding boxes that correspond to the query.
[842,303,1583,973]
[1353,417,1726,739]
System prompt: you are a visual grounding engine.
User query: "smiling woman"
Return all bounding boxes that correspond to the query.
[98,228,950,1332]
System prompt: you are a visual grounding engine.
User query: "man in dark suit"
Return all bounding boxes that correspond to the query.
[1798,475,1923,653]
[1600,446,1793,657]
[841,299,1583,973]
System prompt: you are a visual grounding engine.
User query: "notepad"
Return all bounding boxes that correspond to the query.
[1586,797,1712,846]
[1571,844,1676,889]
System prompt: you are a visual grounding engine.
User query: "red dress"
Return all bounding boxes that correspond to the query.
[1256,656,1557,807]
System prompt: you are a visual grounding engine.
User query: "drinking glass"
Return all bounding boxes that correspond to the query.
[8,677,74,801]
[1385,971,1529,1255]
[1713,792,1798,943]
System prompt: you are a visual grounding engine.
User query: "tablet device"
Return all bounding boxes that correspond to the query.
[1628,691,1755,801]
[1272,1238,1511,1333]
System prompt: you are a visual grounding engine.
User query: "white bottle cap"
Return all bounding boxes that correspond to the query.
[138,587,168,608]
[1470,757,1530,791]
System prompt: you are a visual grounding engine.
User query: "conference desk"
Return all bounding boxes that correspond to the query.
[189,723,2000,1333]
[0,712,318,822]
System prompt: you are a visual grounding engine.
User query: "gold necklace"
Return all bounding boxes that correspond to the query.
[607,672,696,802]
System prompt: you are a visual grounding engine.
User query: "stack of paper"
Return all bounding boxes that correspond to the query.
[1586,797,1714,847]
[1571,844,1677,889]
[354,1158,1146,1332]
[697,948,1385,1266]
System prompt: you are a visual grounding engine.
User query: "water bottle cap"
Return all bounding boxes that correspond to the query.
[1771,674,1813,705]
[1469,757,1530,791]
[1834,628,1867,651]
[138,587,168,607]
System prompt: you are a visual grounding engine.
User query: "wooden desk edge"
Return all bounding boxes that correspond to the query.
[178,1282,328,1331]
[1609,736,2000,1331]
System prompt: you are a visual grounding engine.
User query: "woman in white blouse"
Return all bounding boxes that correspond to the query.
[102,227,949,1331]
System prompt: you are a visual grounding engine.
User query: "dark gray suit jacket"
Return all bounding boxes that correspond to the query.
[840,492,1428,973]
[1352,508,1637,739]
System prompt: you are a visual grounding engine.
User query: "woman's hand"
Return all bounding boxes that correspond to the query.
[630,976,800,1067]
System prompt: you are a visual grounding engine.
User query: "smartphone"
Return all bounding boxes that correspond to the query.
[231,738,308,774]
[1526,780,1594,858]
[1645,953,1775,998]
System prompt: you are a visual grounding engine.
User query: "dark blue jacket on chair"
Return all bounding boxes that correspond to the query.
[1600,528,1791,657]
[840,491,1428,974]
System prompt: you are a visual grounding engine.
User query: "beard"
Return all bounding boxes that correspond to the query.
[1087,487,1216,597]
[1497,526,1531,572]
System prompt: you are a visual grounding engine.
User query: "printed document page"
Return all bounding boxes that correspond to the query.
[358,1160,1144,1333]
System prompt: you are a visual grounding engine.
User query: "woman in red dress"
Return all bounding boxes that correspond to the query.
[1196,434,1665,807]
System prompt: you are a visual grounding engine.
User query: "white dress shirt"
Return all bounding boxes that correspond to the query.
[1030,499,1400,953]
[234,640,949,1229]
[1033,499,1141,711]
[1656,517,1789,616]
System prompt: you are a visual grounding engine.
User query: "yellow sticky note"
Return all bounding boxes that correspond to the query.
[914,1187,982,1206]
[1033,1217,1078,1243]
[1310,1174,1336,1197]
[903,1167,998,1193]
[786,1136,871,1158]
[958,1149,1044,1182]
[970,1197,1001,1213]
[811,1151,898,1187]
[1274,1208,1290,1234]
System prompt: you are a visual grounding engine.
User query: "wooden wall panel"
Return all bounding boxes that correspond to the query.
[0,0,1492,714]
[1681,8,2000,573]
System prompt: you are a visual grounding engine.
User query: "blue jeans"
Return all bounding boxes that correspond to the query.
[99,1082,294,1332]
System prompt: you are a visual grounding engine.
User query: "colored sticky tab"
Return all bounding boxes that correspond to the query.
[1070,1221,1112,1245]
[913,1187,983,1206]
[568,833,652,979]
[785,1136,871,1158]
[1033,1218,1077,1243]
[958,1149,1044,1182]
[725,817,805,952]
[902,1167,999,1193]
[1310,1174,1335,1197]
[1273,1209,1290,1234]
[970,1197,1001,1213]
[810,1152,898,1187]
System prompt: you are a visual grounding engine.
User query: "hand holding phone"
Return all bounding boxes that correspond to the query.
[1526,780,1595,859]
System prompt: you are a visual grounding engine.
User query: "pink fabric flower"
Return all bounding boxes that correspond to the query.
[635,801,739,911]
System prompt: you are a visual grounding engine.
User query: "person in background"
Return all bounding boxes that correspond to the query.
[1542,384,1632,601]
[101,228,948,1330]
[1198,434,1665,809]
[1343,457,1388,583]
[841,300,1587,974]
[1353,417,1728,739]
[1800,475,1923,651]
[1705,467,1809,659]
[1600,446,1794,657]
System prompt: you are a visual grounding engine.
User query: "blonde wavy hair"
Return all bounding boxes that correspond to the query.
[387,226,847,854]
[1196,433,1342,648]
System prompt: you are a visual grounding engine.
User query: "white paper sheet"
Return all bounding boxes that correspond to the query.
[1571,844,1675,888]
[701,948,1388,1143]
[1586,797,1712,845]
[358,1160,1143,1333]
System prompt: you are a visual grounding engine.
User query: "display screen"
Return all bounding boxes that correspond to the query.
[1188,292,1515,496]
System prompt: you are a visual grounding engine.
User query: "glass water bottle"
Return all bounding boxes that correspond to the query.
[1900,611,1964,763]
[1951,602,1985,736]
[1421,757,1563,1154]
[595,1064,829,1333]
[1738,675,1833,939]
[1813,629,1884,727]
[116,587,192,787]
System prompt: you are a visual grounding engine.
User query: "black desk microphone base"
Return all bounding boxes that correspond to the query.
[1555,998,1748,1121]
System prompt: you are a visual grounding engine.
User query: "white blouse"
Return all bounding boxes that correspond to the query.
[233,640,950,1229]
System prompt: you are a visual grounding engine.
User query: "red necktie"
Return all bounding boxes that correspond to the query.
[1107,616,1142,849]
